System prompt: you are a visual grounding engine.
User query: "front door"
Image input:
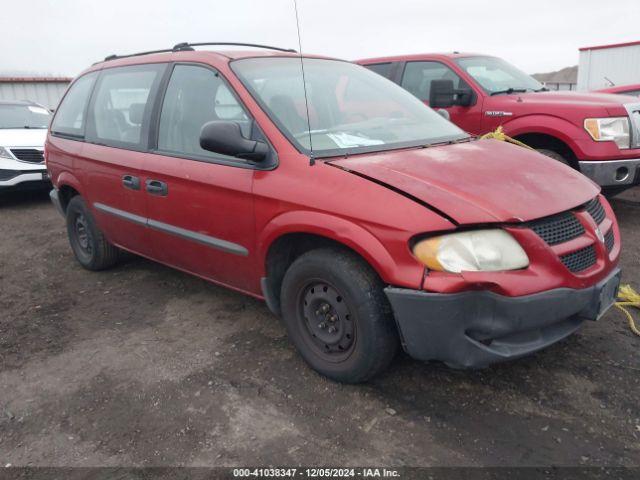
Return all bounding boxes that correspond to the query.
[142,63,258,293]
[399,61,484,135]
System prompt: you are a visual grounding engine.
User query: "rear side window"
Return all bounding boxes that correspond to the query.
[88,65,163,148]
[401,61,468,102]
[50,72,97,138]
[364,63,393,79]
[157,64,252,159]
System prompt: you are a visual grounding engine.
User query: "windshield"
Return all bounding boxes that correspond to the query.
[0,104,51,129]
[231,57,467,157]
[456,56,543,95]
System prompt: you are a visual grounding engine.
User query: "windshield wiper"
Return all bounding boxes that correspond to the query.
[534,87,549,92]
[423,136,474,148]
[490,88,528,96]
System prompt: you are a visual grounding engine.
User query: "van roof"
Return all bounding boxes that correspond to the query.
[89,44,337,71]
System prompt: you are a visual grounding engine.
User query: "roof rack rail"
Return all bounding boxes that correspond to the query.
[174,42,296,53]
[103,42,296,62]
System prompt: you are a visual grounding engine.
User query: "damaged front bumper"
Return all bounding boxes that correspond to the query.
[385,268,621,368]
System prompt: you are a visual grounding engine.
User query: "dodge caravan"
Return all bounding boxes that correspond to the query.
[46,44,621,382]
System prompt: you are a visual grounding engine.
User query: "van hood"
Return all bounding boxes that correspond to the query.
[329,139,599,225]
[0,128,47,148]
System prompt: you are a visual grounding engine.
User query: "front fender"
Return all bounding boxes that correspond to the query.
[500,114,590,157]
[258,210,425,289]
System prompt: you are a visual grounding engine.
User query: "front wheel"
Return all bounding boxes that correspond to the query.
[536,148,570,166]
[280,248,399,383]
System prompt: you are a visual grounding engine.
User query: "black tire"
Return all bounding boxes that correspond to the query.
[536,148,570,166]
[280,248,399,383]
[66,196,120,271]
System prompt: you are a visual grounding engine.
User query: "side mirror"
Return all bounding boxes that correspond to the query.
[429,79,455,108]
[199,121,269,161]
[455,88,476,107]
[430,80,477,108]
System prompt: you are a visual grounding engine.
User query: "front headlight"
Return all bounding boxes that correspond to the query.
[412,229,529,273]
[584,117,630,149]
[0,146,13,159]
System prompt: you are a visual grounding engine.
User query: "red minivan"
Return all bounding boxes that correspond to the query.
[46,44,621,382]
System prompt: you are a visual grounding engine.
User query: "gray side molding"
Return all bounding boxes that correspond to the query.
[93,202,248,256]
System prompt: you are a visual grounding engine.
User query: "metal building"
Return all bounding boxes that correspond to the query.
[577,41,640,91]
[0,77,71,110]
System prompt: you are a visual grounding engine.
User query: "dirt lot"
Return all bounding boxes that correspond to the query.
[0,188,639,468]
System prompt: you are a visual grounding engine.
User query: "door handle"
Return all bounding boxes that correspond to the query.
[145,179,168,196]
[122,174,140,190]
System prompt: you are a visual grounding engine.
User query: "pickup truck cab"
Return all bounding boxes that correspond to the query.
[47,44,620,382]
[358,54,640,194]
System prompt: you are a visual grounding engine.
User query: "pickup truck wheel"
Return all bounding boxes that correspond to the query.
[280,248,399,383]
[536,148,570,166]
[66,196,120,271]
[602,185,631,197]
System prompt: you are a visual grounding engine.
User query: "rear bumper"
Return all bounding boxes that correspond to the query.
[49,188,65,216]
[385,268,620,368]
[578,158,640,187]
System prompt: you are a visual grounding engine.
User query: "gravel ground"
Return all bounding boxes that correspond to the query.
[0,187,639,467]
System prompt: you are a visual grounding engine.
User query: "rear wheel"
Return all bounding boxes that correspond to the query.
[280,248,399,383]
[66,196,120,271]
[536,148,570,166]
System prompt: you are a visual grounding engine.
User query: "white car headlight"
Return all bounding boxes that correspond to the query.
[584,117,630,149]
[412,229,529,273]
[0,146,13,159]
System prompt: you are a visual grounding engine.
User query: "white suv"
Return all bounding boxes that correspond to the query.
[0,101,51,190]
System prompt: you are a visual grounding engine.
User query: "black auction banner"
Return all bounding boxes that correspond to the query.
[0,468,638,480]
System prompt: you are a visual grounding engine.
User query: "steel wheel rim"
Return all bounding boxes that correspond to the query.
[298,280,356,363]
[74,214,93,255]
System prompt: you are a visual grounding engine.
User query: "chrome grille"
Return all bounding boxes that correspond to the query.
[585,197,606,224]
[625,103,640,148]
[604,229,615,253]
[560,245,597,273]
[10,148,44,164]
[529,212,585,245]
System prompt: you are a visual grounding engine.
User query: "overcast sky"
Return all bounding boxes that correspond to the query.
[1,0,638,77]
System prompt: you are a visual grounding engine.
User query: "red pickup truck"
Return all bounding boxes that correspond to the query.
[358,54,640,195]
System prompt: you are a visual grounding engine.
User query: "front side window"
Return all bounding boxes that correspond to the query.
[456,56,543,95]
[232,57,466,157]
[90,65,163,147]
[0,104,51,130]
[157,64,252,159]
[401,61,469,102]
[50,72,97,137]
